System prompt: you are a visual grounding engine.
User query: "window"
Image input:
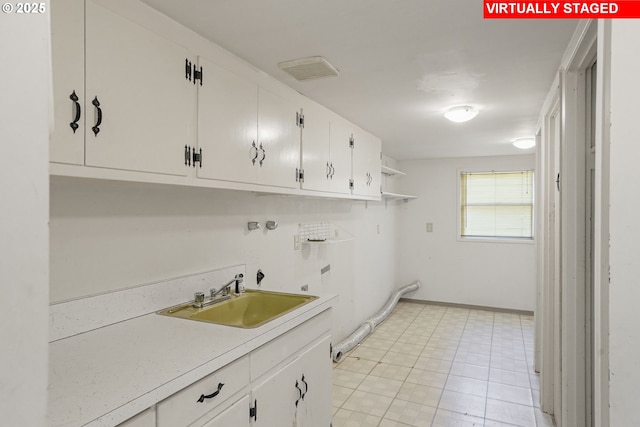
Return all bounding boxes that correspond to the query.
[460,170,534,239]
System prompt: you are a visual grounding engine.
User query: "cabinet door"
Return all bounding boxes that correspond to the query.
[85,0,195,176]
[50,0,84,165]
[328,115,354,195]
[197,57,258,184]
[257,87,300,189]
[251,358,301,427]
[351,130,382,197]
[297,336,333,427]
[300,101,331,192]
[200,395,250,427]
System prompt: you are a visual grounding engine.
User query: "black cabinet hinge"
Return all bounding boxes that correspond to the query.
[192,148,202,168]
[193,64,203,86]
[184,145,191,167]
[349,135,354,148]
[330,342,333,359]
[296,168,304,183]
[250,399,258,421]
[349,179,354,190]
[296,112,305,128]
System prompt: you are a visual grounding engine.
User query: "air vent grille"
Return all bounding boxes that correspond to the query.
[278,56,339,81]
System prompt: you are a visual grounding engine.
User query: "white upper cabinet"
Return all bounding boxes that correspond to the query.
[299,101,331,192]
[50,0,85,165]
[257,86,301,189]
[299,102,352,195]
[83,0,195,176]
[196,56,258,184]
[328,114,357,195]
[351,128,382,198]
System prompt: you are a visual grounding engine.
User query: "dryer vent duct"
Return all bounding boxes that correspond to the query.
[278,56,339,81]
[332,281,421,363]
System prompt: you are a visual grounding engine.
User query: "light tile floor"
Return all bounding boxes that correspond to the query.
[332,302,556,427]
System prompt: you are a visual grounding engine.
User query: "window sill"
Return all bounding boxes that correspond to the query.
[457,236,535,245]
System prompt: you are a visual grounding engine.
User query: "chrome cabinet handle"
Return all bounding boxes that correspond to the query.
[250,141,259,165]
[259,143,266,166]
[69,90,81,133]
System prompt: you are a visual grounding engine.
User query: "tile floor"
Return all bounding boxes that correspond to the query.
[332,302,555,427]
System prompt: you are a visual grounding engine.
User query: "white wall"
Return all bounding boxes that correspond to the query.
[608,20,640,427]
[50,177,399,342]
[395,155,536,311]
[0,4,50,425]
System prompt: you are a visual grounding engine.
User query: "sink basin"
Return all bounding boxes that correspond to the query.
[157,290,318,328]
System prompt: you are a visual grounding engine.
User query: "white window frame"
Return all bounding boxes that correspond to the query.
[456,168,535,244]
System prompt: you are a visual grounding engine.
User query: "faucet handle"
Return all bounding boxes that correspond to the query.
[209,288,217,298]
[194,292,205,304]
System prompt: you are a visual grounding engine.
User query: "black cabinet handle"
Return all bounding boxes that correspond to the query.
[259,143,266,167]
[196,382,224,403]
[185,59,192,81]
[250,141,259,165]
[301,375,308,400]
[295,380,302,407]
[330,163,335,179]
[326,161,331,179]
[91,96,102,136]
[69,91,81,133]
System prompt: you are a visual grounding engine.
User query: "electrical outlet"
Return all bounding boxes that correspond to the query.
[334,229,339,238]
[294,235,301,250]
[426,223,433,232]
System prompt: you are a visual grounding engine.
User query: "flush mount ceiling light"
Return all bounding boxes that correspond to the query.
[512,137,536,149]
[278,56,339,81]
[444,106,479,123]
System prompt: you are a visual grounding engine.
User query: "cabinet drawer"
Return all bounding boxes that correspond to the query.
[250,309,331,381]
[157,356,249,427]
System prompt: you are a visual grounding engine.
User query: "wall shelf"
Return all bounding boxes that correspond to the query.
[381,192,417,201]
[381,165,407,176]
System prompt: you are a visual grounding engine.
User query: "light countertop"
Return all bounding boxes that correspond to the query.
[49,292,336,427]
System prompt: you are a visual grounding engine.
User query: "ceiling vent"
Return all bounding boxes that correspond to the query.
[278,56,339,81]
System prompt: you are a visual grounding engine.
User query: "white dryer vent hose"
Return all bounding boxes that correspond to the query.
[332,281,421,363]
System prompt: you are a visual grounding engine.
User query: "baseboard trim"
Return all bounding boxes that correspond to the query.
[399,297,534,316]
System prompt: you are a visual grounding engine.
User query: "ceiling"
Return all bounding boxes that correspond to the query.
[141,0,577,160]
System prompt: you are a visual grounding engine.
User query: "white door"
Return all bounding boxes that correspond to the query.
[328,115,354,195]
[300,102,331,192]
[297,336,332,427]
[50,0,84,165]
[257,87,300,189]
[251,357,301,427]
[196,56,258,184]
[85,0,195,176]
[200,396,250,427]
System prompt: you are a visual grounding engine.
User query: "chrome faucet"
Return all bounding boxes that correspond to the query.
[193,273,244,308]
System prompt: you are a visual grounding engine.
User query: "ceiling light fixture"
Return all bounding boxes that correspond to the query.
[512,137,536,149]
[444,106,479,123]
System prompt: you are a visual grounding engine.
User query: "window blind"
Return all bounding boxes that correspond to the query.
[460,170,534,239]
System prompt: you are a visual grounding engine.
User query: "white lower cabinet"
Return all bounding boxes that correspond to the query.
[250,335,332,427]
[151,310,332,427]
[200,395,250,427]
